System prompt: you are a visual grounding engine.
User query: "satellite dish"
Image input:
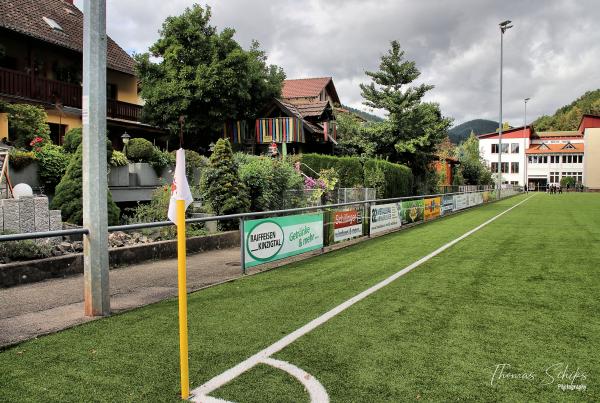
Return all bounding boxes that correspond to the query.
[12,183,33,198]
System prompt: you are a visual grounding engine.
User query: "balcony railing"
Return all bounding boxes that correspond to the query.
[0,67,142,123]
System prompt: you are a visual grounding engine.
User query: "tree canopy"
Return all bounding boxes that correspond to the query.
[337,41,452,178]
[533,89,600,131]
[135,4,285,149]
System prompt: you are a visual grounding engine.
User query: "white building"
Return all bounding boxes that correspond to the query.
[478,115,600,190]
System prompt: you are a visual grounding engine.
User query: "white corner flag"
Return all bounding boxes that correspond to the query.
[168,148,194,223]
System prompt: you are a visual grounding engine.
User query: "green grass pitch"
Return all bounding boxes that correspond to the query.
[1,193,599,402]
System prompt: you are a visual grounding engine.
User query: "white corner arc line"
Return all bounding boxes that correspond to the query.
[259,358,329,403]
[190,195,534,401]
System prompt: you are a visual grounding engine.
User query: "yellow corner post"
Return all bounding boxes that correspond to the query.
[177,199,190,399]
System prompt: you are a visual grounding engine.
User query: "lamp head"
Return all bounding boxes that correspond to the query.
[121,131,131,145]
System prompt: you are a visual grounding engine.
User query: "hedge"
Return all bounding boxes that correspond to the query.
[363,159,413,198]
[300,154,363,188]
[299,153,413,198]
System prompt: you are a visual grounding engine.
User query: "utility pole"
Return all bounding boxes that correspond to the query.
[83,0,110,316]
[497,20,513,198]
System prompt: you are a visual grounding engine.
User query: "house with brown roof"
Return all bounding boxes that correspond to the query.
[0,0,162,147]
[224,77,340,155]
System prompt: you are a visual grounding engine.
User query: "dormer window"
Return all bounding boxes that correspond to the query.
[43,17,64,32]
[563,142,576,149]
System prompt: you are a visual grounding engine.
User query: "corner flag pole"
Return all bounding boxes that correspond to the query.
[177,198,190,399]
[169,143,192,400]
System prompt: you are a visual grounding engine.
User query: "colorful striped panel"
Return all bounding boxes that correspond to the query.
[255,117,304,144]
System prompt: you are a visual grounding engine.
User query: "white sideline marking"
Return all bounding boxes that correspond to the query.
[191,195,534,402]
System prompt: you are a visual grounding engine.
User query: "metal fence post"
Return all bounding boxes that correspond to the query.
[239,217,246,274]
[82,0,109,317]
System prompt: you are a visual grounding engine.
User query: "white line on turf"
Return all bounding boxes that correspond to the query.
[190,194,534,402]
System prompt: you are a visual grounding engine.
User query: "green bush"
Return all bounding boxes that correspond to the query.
[110,150,129,167]
[170,149,205,179]
[6,104,51,149]
[62,128,82,153]
[0,235,53,263]
[35,144,70,193]
[126,138,155,162]
[51,144,120,225]
[300,154,363,188]
[150,149,174,174]
[8,148,37,170]
[239,156,273,212]
[200,139,249,228]
[560,176,576,188]
[363,159,413,198]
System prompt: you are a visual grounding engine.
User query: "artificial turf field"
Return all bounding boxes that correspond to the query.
[1,193,599,402]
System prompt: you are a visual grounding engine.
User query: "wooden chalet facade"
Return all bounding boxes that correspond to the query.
[0,0,163,148]
[224,77,340,155]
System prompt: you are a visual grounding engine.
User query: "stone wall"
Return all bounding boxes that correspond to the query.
[0,196,61,237]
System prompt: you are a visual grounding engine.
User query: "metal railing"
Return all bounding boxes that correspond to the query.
[0,187,521,243]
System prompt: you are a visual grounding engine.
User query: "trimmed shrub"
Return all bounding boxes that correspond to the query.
[300,154,363,188]
[6,104,51,149]
[126,138,155,162]
[63,128,82,153]
[51,144,120,225]
[35,144,70,193]
[363,159,413,198]
[200,139,249,228]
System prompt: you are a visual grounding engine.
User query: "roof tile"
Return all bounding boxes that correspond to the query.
[0,0,135,75]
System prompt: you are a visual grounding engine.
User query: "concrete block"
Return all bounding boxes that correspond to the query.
[18,196,35,233]
[49,210,63,243]
[34,197,49,233]
[1,199,20,233]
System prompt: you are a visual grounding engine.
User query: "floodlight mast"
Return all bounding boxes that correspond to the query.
[497,20,513,198]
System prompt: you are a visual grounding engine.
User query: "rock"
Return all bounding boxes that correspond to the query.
[73,241,83,252]
[140,236,149,243]
[52,248,63,256]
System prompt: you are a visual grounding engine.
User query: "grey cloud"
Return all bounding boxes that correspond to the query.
[77,0,600,126]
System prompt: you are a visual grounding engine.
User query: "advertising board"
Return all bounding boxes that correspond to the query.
[244,213,323,268]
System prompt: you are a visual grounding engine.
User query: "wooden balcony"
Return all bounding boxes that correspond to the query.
[0,67,142,122]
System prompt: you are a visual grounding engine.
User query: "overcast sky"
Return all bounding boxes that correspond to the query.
[76,0,600,127]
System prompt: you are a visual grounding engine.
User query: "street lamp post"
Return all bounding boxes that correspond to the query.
[498,20,513,198]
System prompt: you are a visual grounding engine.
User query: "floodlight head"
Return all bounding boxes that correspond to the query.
[500,20,512,26]
[525,97,531,102]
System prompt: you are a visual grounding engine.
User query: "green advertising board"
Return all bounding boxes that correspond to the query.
[401,199,424,224]
[243,213,323,269]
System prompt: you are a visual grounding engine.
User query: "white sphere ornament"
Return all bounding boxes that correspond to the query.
[12,183,33,198]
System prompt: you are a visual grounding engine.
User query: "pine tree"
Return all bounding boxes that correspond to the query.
[200,139,249,228]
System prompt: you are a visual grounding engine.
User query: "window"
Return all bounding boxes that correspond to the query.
[107,83,118,100]
[510,181,518,185]
[492,144,499,154]
[501,143,509,153]
[511,143,519,153]
[562,155,567,163]
[542,156,548,164]
[511,162,519,173]
[501,162,509,173]
[48,123,67,145]
[491,162,498,172]
[43,17,64,32]
[551,155,559,164]
[549,172,559,183]
[577,155,583,163]
[528,156,533,163]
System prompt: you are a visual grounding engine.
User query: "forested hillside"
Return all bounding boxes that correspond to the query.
[533,89,600,131]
